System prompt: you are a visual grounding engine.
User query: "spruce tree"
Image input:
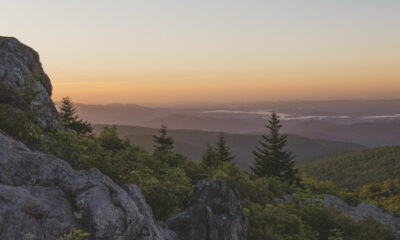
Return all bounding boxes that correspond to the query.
[201,144,219,168]
[59,97,93,134]
[153,125,174,153]
[250,112,298,182]
[215,132,235,162]
[60,97,77,123]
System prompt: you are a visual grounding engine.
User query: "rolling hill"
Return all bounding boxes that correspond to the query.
[300,146,400,189]
[284,120,400,147]
[93,124,367,170]
[71,102,400,147]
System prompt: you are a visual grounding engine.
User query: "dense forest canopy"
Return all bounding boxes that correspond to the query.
[301,146,400,189]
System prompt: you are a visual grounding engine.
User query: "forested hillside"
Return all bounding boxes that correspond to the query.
[92,124,367,170]
[301,146,400,189]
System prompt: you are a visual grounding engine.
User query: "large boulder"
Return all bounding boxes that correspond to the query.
[0,36,59,129]
[0,133,175,240]
[323,194,400,235]
[167,179,248,240]
[0,132,248,239]
[122,184,178,240]
[275,194,400,235]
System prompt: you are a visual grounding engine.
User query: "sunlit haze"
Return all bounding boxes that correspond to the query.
[1,0,399,106]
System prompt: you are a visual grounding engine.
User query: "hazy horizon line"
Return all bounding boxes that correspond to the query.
[54,98,400,108]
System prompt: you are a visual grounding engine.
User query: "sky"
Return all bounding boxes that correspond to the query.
[1,0,400,106]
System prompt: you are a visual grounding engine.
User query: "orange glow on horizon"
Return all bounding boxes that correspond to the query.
[3,1,398,106]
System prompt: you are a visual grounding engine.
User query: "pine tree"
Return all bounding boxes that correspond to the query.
[153,125,174,153]
[215,132,235,162]
[201,144,219,168]
[60,97,77,123]
[250,112,298,182]
[59,97,93,134]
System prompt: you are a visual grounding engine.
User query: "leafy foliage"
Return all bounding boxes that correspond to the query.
[0,80,41,137]
[59,230,90,240]
[25,230,90,240]
[201,143,220,168]
[358,178,400,217]
[300,146,400,189]
[228,174,396,240]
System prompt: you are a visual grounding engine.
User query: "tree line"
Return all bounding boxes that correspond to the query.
[59,97,298,182]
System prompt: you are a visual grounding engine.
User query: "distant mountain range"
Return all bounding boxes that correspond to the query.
[70,100,400,148]
[93,124,367,171]
[283,120,400,147]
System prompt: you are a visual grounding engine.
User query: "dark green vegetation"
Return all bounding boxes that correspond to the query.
[216,132,235,163]
[201,132,235,168]
[358,178,400,217]
[0,79,50,150]
[59,97,93,135]
[1,93,398,240]
[296,150,356,167]
[300,146,400,219]
[92,124,367,170]
[301,146,400,189]
[153,125,174,153]
[251,113,297,182]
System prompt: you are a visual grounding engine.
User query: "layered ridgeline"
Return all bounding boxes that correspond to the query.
[301,146,400,189]
[92,124,367,170]
[1,36,400,240]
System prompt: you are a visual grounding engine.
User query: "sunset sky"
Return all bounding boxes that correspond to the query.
[1,0,400,105]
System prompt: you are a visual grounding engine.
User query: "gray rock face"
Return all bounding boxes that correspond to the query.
[323,194,400,235]
[0,36,58,129]
[0,133,175,240]
[122,184,178,240]
[0,132,247,239]
[275,193,400,235]
[167,179,248,240]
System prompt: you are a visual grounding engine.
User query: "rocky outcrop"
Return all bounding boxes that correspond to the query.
[0,132,247,239]
[0,36,58,129]
[123,184,178,240]
[167,179,248,240]
[323,194,400,235]
[0,132,176,240]
[275,193,400,235]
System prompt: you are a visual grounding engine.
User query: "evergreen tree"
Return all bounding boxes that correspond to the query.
[59,97,93,134]
[215,132,235,162]
[98,126,127,151]
[153,125,174,153]
[201,144,219,168]
[250,112,298,182]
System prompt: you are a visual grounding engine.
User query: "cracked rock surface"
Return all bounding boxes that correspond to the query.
[0,133,248,240]
[0,36,59,129]
[0,133,176,240]
[167,179,248,240]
